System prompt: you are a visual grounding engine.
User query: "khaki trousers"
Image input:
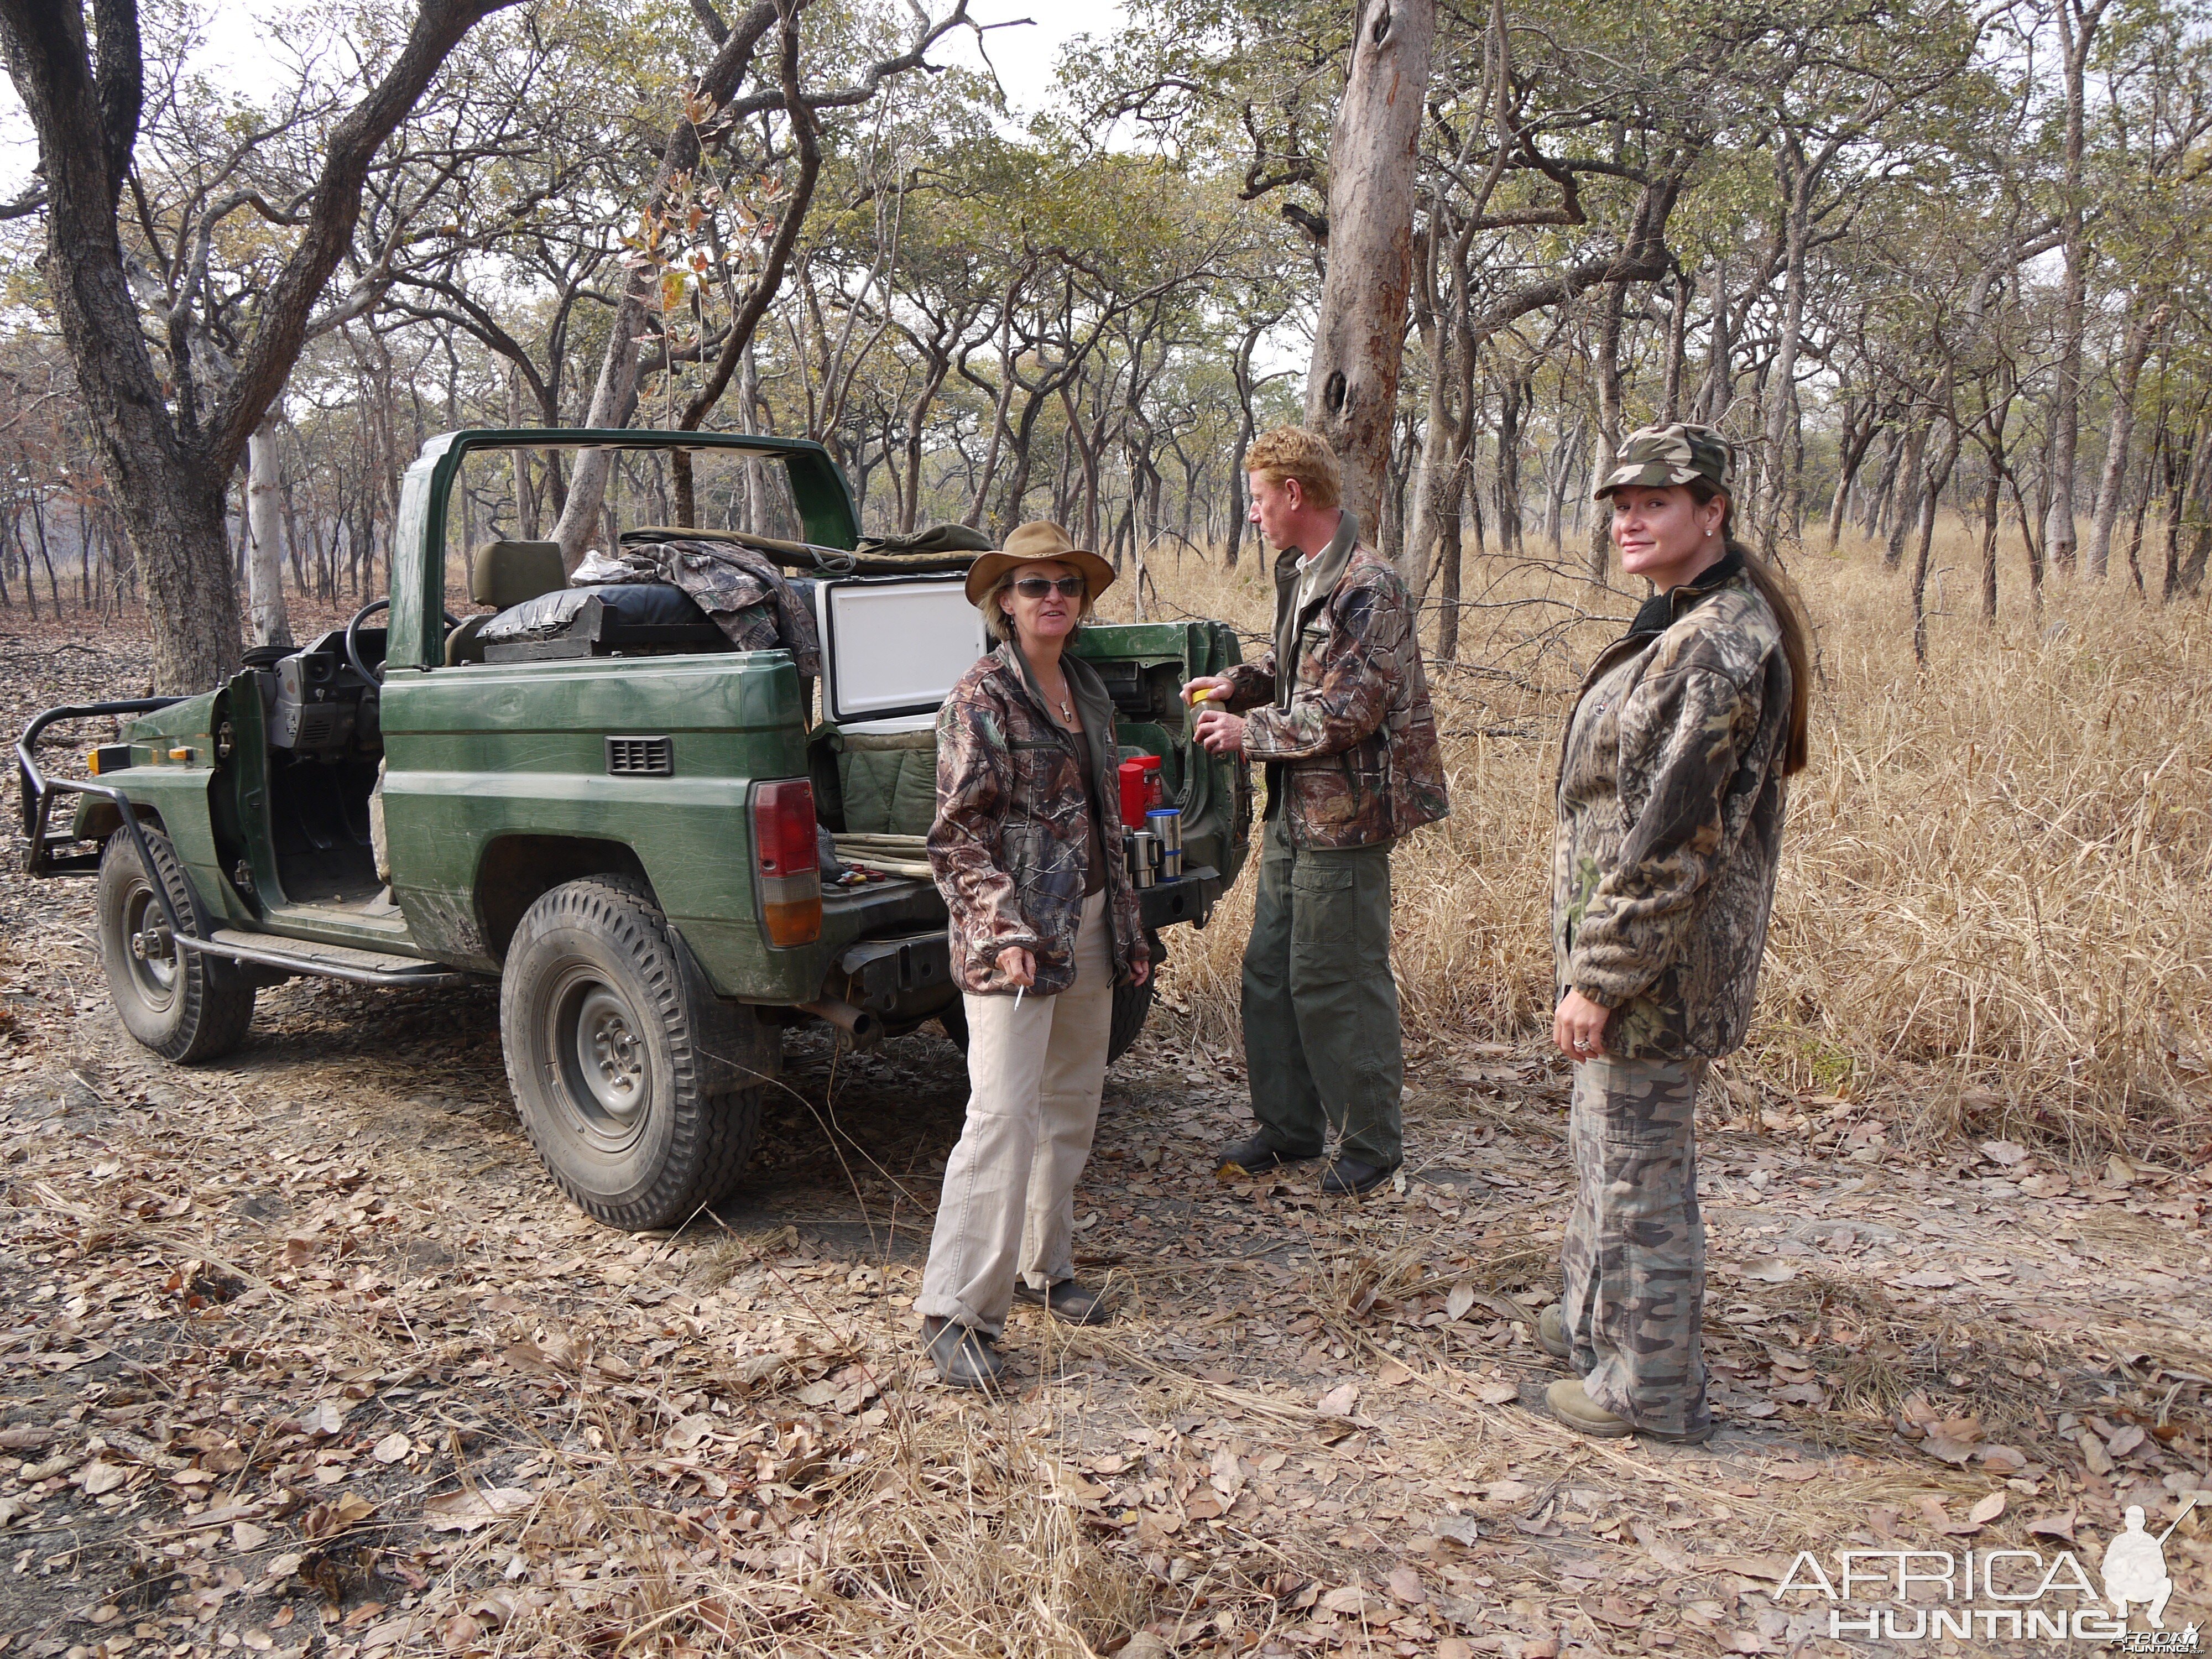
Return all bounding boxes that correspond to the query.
[917,890,1113,1337]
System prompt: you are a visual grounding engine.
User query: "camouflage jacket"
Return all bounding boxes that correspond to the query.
[573,540,821,676]
[1217,514,1449,849]
[1551,557,1793,1061]
[929,642,1149,997]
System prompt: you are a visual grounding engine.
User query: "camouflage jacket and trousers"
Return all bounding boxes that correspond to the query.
[1551,556,1793,1438]
[1217,514,1448,1170]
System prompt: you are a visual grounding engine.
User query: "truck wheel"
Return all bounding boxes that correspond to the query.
[96,830,255,1063]
[937,997,969,1052]
[501,877,760,1230]
[1107,928,1164,1066]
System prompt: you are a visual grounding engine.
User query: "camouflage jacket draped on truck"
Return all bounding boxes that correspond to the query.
[1551,554,1793,1061]
[1215,513,1449,849]
[929,642,1149,997]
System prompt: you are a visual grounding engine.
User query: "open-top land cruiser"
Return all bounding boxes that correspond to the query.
[19,430,1249,1230]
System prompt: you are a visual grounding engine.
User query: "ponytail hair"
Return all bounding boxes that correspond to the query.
[1691,483,1813,777]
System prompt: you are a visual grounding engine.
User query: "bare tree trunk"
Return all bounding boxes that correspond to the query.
[1434,477,1463,661]
[1494,367,1525,555]
[1759,138,1817,552]
[246,418,293,649]
[1910,423,1960,665]
[2086,300,2166,582]
[1695,262,1731,424]
[1661,265,1689,421]
[2044,0,2114,578]
[1978,457,2001,623]
[1587,280,1626,582]
[1305,0,1434,552]
[1885,422,1927,571]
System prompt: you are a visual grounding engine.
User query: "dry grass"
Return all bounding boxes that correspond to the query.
[1107,519,2212,1159]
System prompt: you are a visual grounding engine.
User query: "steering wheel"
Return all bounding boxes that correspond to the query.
[345,598,460,685]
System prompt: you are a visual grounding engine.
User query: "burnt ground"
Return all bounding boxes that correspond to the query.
[2,615,2210,1659]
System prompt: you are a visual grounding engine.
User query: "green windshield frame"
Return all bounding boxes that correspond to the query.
[388,429,859,673]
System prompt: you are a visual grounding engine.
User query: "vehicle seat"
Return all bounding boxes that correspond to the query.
[447,539,567,665]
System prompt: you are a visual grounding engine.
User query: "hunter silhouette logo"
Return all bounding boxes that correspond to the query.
[2104,1501,2192,1630]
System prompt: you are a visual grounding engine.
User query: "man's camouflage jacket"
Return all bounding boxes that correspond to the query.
[929,640,1148,997]
[1552,555,1793,1061]
[1215,513,1449,849]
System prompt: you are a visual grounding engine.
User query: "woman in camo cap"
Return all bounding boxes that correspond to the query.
[1541,422,1812,1443]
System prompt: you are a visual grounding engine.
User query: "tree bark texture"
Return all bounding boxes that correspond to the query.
[1588,279,1626,582]
[2043,0,2111,578]
[246,419,293,649]
[1304,0,1433,551]
[2086,300,2166,581]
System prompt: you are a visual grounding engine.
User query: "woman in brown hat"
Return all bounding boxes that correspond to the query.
[916,521,1150,1390]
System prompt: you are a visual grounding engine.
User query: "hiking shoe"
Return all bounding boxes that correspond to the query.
[921,1316,1005,1391]
[1537,1303,1572,1361]
[1215,1134,1321,1178]
[1545,1378,1632,1438]
[1013,1279,1116,1326]
[1543,1378,1715,1444]
[1319,1155,1400,1197]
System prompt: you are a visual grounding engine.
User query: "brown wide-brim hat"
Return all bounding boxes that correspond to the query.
[963,520,1117,607]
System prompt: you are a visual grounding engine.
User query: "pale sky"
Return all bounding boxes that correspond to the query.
[0,2,1124,198]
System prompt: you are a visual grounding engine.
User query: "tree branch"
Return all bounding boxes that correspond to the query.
[207,0,523,473]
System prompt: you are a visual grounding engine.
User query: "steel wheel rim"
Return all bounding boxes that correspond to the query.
[122,881,179,1007]
[548,967,651,1152]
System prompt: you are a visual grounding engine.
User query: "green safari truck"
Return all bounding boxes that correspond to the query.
[18,429,1250,1230]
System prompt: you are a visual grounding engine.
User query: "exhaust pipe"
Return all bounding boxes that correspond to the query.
[799,996,882,1047]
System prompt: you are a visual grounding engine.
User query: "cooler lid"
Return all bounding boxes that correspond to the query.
[815,573,986,724]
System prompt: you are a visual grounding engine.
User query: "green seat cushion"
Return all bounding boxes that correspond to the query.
[834,728,938,837]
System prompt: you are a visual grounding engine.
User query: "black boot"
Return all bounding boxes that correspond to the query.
[1215,1133,1322,1177]
[1319,1155,1400,1196]
[921,1316,1005,1391]
[1013,1279,1116,1326]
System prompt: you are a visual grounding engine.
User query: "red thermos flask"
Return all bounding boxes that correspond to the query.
[1118,755,1164,827]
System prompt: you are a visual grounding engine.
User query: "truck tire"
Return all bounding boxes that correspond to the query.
[500,877,760,1230]
[1107,928,1164,1066]
[95,829,255,1063]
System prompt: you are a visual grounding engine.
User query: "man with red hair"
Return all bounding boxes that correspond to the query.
[1185,427,1448,1195]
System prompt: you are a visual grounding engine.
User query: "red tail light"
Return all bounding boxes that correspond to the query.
[753,779,822,947]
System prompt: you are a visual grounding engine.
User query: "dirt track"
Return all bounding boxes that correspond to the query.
[3,617,2209,1659]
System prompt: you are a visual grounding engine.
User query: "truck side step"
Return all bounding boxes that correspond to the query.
[182,929,469,988]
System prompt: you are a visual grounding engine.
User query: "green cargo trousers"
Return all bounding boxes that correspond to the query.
[1239,816,1402,1167]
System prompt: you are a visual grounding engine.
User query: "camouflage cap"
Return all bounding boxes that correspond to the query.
[1593,422,1734,499]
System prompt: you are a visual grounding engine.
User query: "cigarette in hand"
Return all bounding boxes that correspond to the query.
[1014,983,1025,1010]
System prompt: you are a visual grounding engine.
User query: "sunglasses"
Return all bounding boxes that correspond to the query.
[1013,576,1087,598]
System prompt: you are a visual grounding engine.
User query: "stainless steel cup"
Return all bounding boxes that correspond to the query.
[1145,807,1182,854]
[1130,831,1159,887]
